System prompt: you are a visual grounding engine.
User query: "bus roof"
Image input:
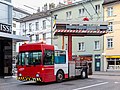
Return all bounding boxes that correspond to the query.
[19,43,54,52]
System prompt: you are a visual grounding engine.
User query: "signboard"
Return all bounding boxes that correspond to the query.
[66,24,108,30]
[0,23,12,33]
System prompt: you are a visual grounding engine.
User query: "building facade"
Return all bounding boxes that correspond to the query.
[19,0,106,73]
[19,11,52,45]
[0,0,12,77]
[103,0,120,71]
[51,0,105,72]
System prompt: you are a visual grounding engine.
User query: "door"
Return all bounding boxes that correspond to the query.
[0,40,4,77]
[95,55,101,71]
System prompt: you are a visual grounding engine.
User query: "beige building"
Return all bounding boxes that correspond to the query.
[103,0,120,71]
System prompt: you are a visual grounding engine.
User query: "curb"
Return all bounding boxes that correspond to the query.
[93,73,120,76]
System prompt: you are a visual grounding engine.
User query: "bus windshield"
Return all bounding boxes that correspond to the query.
[18,51,42,66]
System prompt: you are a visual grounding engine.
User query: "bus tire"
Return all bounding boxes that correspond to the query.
[56,70,64,83]
[81,69,86,79]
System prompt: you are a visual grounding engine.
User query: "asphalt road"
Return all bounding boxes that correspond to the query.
[0,75,120,90]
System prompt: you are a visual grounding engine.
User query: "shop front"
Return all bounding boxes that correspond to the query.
[106,56,120,71]
[79,55,93,75]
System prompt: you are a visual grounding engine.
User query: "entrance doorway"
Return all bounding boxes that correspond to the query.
[0,38,12,77]
[95,55,101,71]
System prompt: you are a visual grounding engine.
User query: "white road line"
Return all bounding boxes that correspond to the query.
[73,82,108,90]
[114,82,119,84]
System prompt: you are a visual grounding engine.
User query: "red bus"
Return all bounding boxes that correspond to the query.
[17,43,88,83]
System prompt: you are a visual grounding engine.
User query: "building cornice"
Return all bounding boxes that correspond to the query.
[13,7,31,15]
[103,0,120,5]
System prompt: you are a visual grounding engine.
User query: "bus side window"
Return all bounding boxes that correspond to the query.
[44,50,54,65]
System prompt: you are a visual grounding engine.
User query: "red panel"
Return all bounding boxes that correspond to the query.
[54,29,107,36]
[17,65,55,82]
[65,74,68,79]
[19,43,54,52]
[42,66,56,82]
[68,36,72,61]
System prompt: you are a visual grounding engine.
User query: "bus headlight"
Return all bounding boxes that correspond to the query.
[19,73,22,77]
[36,74,40,77]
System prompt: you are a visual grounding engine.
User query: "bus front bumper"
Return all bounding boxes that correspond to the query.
[17,77,41,82]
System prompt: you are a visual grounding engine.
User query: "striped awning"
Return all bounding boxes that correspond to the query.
[54,29,107,36]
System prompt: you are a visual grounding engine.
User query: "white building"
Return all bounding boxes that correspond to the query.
[19,11,52,45]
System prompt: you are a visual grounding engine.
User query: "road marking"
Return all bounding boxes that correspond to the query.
[73,82,108,90]
[114,82,119,84]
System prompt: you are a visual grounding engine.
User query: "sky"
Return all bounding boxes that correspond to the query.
[12,0,63,13]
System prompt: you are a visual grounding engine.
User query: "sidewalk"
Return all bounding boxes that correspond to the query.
[93,71,120,76]
[0,76,19,84]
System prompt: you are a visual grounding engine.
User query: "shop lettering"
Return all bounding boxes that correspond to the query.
[0,23,12,33]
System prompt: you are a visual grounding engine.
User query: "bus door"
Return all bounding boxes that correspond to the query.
[43,50,55,82]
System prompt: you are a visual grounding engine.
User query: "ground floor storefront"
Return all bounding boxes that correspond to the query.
[0,38,12,77]
[0,32,29,77]
[105,56,120,71]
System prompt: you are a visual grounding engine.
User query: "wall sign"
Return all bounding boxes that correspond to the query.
[66,25,108,30]
[0,23,12,33]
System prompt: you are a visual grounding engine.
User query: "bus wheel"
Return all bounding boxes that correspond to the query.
[81,70,86,79]
[56,71,64,83]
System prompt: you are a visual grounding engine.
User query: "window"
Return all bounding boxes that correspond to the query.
[36,35,39,41]
[43,20,46,29]
[30,36,32,42]
[55,50,66,64]
[13,43,16,51]
[65,44,68,50]
[95,4,100,13]
[94,41,100,50]
[29,23,32,31]
[43,50,54,65]
[43,33,46,40]
[18,51,42,65]
[79,8,85,16]
[107,38,113,48]
[66,11,72,19]
[13,31,16,35]
[35,22,39,30]
[78,42,85,51]
[107,7,113,16]
[108,22,113,32]
[13,23,16,28]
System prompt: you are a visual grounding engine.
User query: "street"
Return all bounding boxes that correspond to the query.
[0,75,120,90]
